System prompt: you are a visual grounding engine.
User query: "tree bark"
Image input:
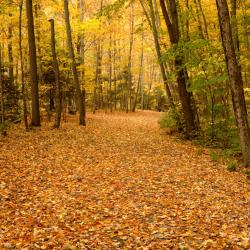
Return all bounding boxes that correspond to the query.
[140,0,174,109]
[26,0,40,126]
[19,0,29,130]
[216,0,250,165]
[0,44,4,126]
[49,19,62,129]
[159,0,197,134]
[63,0,85,125]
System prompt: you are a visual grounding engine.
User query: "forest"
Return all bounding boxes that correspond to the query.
[0,0,250,249]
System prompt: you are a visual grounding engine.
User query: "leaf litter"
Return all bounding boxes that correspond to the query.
[0,111,249,249]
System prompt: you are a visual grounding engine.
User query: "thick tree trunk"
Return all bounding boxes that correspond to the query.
[63,0,85,125]
[159,0,197,134]
[26,0,40,126]
[49,19,62,129]
[216,0,250,165]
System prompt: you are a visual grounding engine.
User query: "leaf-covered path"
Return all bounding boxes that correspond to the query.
[0,112,249,249]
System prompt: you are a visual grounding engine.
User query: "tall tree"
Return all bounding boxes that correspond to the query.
[216,0,250,165]
[19,0,28,130]
[140,0,175,109]
[159,0,197,134]
[63,0,86,125]
[49,19,61,129]
[0,44,4,125]
[26,0,40,126]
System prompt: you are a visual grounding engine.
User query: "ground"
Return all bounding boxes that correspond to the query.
[0,111,249,249]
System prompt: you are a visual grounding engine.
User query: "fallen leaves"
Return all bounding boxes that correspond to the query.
[0,111,249,249]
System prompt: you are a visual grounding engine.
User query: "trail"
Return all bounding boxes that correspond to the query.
[0,111,249,249]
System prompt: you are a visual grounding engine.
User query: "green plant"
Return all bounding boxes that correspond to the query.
[158,107,183,133]
[209,150,219,161]
[227,161,237,172]
[244,170,250,180]
[0,122,8,135]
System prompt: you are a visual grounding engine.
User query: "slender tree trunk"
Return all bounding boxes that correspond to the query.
[19,0,29,130]
[78,0,86,118]
[197,0,209,39]
[49,19,61,129]
[113,39,117,110]
[108,32,113,112]
[132,27,144,112]
[127,3,134,113]
[216,0,250,165]
[0,44,4,126]
[26,0,40,126]
[63,0,85,125]
[34,3,43,82]
[140,0,175,109]
[8,9,14,92]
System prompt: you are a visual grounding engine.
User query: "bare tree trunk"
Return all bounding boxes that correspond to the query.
[19,0,29,130]
[132,26,144,112]
[63,0,85,125]
[216,0,250,165]
[140,0,175,109]
[78,0,86,118]
[8,4,14,92]
[26,0,40,126]
[0,44,4,126]
[49,19,61,129]
[197,0,209,39]
[108,32,113,112]
[127,3,134,113]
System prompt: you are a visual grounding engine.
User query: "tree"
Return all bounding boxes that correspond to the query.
[49,19,61,129]
[19,0,28,130]
[159,0,197,134]
[63,0,86,126]
[26,0,40,126]
[216,0,250,165]
[139,0,175,110]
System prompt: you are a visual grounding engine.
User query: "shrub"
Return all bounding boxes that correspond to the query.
[158,107,183,133]
[209,150,219,161]
[244,170,250,180]
[227,161,237,172]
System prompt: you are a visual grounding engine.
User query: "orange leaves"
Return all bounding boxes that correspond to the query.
[0,111,249,249]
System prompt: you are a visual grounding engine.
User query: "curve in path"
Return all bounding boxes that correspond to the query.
[0,111,249,249]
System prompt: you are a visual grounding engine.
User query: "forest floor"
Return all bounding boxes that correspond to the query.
[0,111,249,249]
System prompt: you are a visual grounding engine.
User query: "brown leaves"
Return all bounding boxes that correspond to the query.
[0,111,249,249]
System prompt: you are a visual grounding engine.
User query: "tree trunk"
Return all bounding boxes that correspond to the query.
[26,0,40,126]
[216,0,250,165]
[49,19,62,129]
[63,0,85,125]
[0,44,4,126]
[140,0,175,109]
[19,0,29,130]
[159,0,197,134]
